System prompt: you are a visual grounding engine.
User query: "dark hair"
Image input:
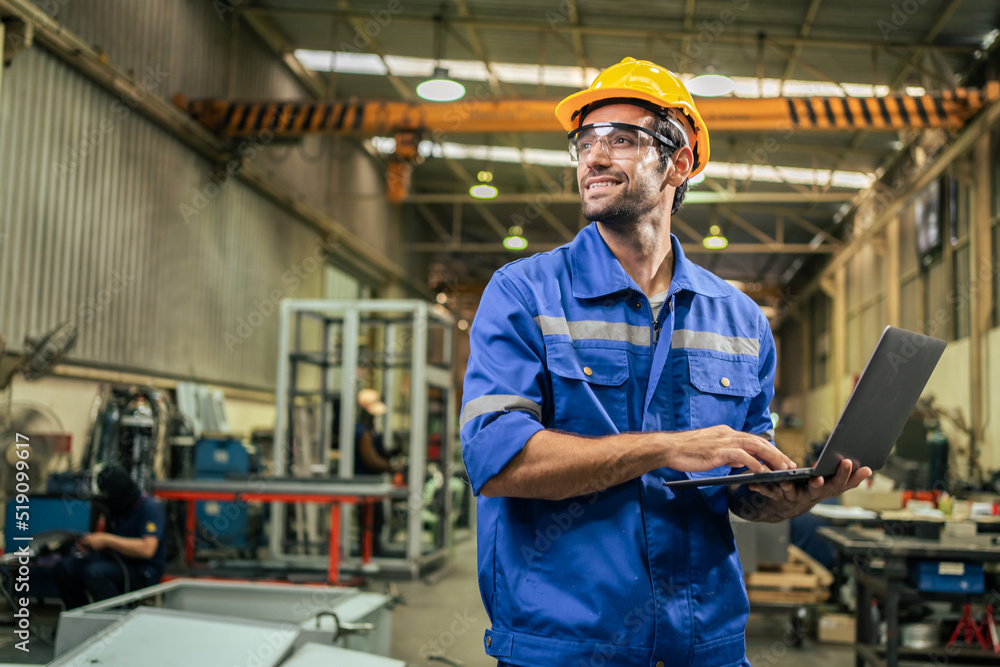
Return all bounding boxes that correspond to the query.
[651,112,689,214]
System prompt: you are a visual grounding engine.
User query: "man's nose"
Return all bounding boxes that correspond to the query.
[583,138,613,167]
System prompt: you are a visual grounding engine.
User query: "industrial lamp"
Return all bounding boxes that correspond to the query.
[703,224,728,249]
[417,17,465,102]
[504,225,527,251]
[469,169,497,199]
[416,66,465,102]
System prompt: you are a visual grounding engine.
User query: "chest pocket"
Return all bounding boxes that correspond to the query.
[687,354,759,431]
[546,342,628,434]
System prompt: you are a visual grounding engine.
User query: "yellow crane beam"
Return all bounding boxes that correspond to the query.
[174,83,999,139]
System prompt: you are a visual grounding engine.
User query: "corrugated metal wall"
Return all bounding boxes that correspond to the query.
[0,3,405,390]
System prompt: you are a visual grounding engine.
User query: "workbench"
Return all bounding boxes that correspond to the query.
[154,477,399,584]
[818,526,1000,667]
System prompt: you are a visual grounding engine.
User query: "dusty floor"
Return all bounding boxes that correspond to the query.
[0,537,855,666]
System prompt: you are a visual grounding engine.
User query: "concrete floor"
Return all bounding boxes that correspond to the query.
[0,537,855,665]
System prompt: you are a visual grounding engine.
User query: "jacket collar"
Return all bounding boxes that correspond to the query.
[570,222,729,299]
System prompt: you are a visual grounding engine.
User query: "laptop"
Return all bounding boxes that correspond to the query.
[663,326,946,490]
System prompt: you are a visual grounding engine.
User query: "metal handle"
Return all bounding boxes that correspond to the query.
[338,621,376,636]
[314,611,376,641]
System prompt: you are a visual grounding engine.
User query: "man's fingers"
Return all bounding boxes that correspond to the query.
[747,483,782,500]
[727,450,767,473]
[844,466,873,490]
[740,437,793,471]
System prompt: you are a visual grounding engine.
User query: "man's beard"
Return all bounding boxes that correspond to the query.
[581,171,660,227]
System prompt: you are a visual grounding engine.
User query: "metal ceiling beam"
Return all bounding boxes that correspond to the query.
[405,191,856,204]
[787,214,843,248]
[335,0,415,100]
[717,209,775,245]
[415,203,452,243]
[888,0,965,90]
[780,0,824,83]
[679,0,697,72]
[767,41,848,97]
[566,0,589,71]
[241,11,328,98]
[240,9,976,54]
[450,0,574,243]
[443,159,509,237]
[670,216,703,244]
[178,88,998,138]
[410,242,837,254]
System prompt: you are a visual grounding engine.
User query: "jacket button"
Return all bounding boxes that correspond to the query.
[721,377,730,387]
[583,366,593,376]
[486,636,492,647]
[635,301,642,309]
[655,662,664,667]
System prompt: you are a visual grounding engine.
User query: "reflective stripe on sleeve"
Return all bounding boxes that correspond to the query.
[535,316,650,346]
[671,329,759,356]
[460,394,543,429]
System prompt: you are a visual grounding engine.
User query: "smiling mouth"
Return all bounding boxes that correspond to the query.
[586,181,622,191]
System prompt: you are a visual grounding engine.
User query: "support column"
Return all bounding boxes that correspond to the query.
[832,266,847,412]
[885,217,901,327]
[970,131,993,478]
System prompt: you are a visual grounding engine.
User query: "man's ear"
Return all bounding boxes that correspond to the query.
[667,146,694,187]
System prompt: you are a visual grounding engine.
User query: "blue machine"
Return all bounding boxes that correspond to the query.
[193,438,258,552]
[4,497,91,600]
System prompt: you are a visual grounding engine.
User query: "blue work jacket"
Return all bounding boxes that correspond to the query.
[460,223,776,667]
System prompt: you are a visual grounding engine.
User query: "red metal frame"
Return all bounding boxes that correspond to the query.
[154,490,382,585]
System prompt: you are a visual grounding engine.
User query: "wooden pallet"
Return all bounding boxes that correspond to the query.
[746,546,833,605]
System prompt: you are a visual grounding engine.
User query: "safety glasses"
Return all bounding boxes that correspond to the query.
[567,122,677,162]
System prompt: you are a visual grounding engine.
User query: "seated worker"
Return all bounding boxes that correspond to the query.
[52,466,167,609]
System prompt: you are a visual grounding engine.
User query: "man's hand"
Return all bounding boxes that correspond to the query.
[743,459,872,521]
[664,425,795,474]
[79,532,110,551]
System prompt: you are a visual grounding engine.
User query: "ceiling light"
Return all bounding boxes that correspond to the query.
[503,235,528,251]
[469,184,498,199]
[457,319,469,331]
[416,67,465,102]
[687,74,736,97]
[905,86,926,97]
[477,170,493,183]
[435,292,448,304]
[703,234,728,250]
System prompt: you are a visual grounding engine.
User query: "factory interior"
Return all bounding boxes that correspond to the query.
[2,0,1000,665]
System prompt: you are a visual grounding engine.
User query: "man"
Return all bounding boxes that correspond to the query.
[354,388,400,557]
[460,58,871,667]
[53,466,167,609]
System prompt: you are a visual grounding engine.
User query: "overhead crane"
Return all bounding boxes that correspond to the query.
[173,83,999,202]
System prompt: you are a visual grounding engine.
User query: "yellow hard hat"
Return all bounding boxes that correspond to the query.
[555,57,710,176]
